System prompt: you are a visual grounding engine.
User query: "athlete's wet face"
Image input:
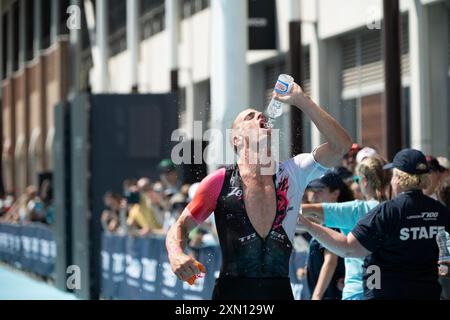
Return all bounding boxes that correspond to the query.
[231,109,271,155]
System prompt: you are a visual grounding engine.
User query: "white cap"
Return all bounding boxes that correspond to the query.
[437,157,450,171]
[356,147,378,164]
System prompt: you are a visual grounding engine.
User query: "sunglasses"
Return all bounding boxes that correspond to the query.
[353,175,363,184]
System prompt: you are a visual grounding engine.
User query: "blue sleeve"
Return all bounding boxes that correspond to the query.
[323,200,370,230]
[350,203,398,253]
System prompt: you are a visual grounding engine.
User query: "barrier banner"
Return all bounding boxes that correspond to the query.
[0,223,56,277]
[100,234,307,300]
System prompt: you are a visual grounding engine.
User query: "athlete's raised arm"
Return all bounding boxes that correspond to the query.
[274,83,352,168]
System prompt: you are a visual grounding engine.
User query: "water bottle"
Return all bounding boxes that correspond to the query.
[265,74,294,128]
[436,229,450,275]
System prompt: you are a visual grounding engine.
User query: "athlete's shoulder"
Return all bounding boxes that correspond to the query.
[196,168,226,193]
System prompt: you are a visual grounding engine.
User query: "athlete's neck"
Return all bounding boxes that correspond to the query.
[237,152,276,178]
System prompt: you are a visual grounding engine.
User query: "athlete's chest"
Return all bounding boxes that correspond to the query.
[242,181,277,238]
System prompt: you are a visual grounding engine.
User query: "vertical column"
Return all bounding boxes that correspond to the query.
[383,0,402,160]
[409,0,431,154]
[7,6,13,75]
[165,0,179,91]
[428,2,449,157]
[18,0,26,68]
[68,0,81,98]
[0,2,4,196]
[288,0,302,156]
[34,0,42,56]
[310,23,324,149]
[51,0,61,43]
[127,0,140,92]
[0,2,3,84]
[210,0,249,168]
[96,0,109,92]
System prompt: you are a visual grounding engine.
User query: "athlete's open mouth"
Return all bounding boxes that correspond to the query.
[259,117,268,129]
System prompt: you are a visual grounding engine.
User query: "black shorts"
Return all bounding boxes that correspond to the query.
[212,277,294,300]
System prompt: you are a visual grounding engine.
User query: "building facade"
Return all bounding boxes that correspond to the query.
[1,0,450,195]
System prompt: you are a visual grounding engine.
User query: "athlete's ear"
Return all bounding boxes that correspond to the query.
[233,135,243,149]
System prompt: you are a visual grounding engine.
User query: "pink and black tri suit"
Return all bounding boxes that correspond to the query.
[186,153,328,300]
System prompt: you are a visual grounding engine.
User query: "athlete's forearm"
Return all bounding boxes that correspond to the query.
[312,251,338,300]
[166,210,198,259]
[295,94,352,155]
[166,222,189,258]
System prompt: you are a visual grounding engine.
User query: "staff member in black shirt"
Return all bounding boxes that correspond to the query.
[298,149,450,299]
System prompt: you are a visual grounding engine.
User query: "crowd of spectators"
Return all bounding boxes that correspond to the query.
[100,159,218,249]
[294,144,450,300]
[0,177,54,225]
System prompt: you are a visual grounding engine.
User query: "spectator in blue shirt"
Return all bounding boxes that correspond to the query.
[302,156,390,299]
[299,149,450,299]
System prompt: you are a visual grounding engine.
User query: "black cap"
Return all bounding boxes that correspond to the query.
[383,149,430,174]
[332,166,353,180]
[307,172,345,190]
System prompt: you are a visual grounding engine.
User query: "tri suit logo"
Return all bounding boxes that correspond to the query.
[227,187,243,198]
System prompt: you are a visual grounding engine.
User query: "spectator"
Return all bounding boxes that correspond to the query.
[302,156,391,300]
[332,166,353,187]
[437,157,450,181]
[163,192,188,233]
[5,186,40,223]
[40,179,54,224]
[148,181,168,227]
[437,177,450,299]
[101,192,123,234]
[423,156,447,199]
[298,149,450,299]
[157,159,180,195]
[127,177,165,236]
[304,172,351,300]
[437,178,450,208]
[355,147,378,164]
[342,144,362,173]
[0,192,15,219]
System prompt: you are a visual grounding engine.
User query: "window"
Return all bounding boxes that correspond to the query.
[341,14,410,97]
[140,3,165,40]
[108,0,127,57]
[41,0,51,49]
[59,0,71,35]
[340,98,359,144]
[12,2,19,71]
[25,0,34,61]
[2,13,7,78]
[181,0,209,19]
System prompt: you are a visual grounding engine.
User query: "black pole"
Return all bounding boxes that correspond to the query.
[170,69,179,93]
[383,0,402,160]
[289,21,303,156]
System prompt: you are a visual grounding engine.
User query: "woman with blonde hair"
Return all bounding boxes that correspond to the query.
[299,149,450,300]
[301,155,391,300]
